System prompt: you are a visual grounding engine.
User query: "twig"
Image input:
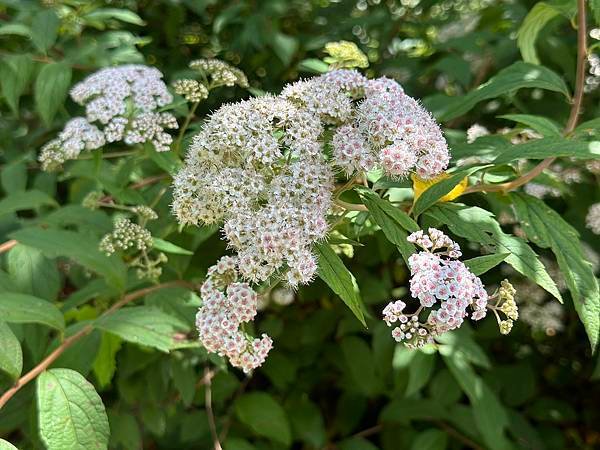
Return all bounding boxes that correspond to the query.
[131,174,170,190]
[334,199,368,212]
[0,239,18,254]
[0,280,192,410]
[204,367,223,450]
[464,0,587,195]
[175,101,200,155]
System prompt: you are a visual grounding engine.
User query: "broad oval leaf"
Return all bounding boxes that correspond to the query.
[493,138,600,164]
[235,392,291,446]
[34,62,72,127]
[37,368,110,450]
[31,9,59,53]
[0,321,22,381]
[497,114,561,137]
[464,253,510,276]
[0,190,57,217]
[314,243,366,326]
[0,292,64,331]
[7,244,61,301]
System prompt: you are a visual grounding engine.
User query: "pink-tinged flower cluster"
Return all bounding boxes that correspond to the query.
[196,256,273,373]
[383,229,488,348]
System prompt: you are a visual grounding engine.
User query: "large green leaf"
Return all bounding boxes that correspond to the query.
[235,393,292,446]
[359,189,418,262]
[34,62,72,127]
[314,243,366,326]
[516,2,562,64]
[425,204,562,301]
[92,333,122,388]
[6,244,60,301]
[37,369,110,450]
[493,138,600,164]
[0,321,22,381]
[9,227,127,291]
[0,293,64,331]
[464,253,510,276]
[83,8,145,26]
[497,114,561,137]
[94,306,189,352]
[31,9,59,53]
[511,193,600,349]
[439,62,570,121]
[0,54,35,114]
[410,429,448,450]
[0,190,57,217]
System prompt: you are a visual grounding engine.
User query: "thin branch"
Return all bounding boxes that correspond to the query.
[0,239,18,254]
[0,280,192,410]
[334,199,368,212]
[204,367,223,450]
[464,0,587,195]
[131,174,170,190]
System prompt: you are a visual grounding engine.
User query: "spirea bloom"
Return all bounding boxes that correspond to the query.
[172,95,333,287]
[382,229,488,348]
[40,65,177,170]
[586,203,600,234]
[196,256,272,373]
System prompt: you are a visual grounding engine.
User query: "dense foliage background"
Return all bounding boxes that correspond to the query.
[1,0,600,449]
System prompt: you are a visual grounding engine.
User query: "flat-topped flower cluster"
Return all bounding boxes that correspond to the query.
[40,65,177,170]
[383,228,489,348]
[196,256,272,373]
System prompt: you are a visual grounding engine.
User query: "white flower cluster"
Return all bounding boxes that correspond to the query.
[196,256,272,373]
[585,53,600,93]
[173,94,333,287]
[382,228,488,348]
[189,59,249,89]
[40,65,177,170]
[586,203,600,234]
[325,69,450,178]
[99,218,152,255]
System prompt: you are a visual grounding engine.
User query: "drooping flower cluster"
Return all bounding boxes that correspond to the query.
[586,203,600,234]
[40,65,177,170]
[196,256,272,373]
[382,229,489,348]
[172,94,333,287]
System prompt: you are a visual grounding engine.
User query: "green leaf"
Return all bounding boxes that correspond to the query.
[463,253,510,276]
[0,439,18,450]
[425,204,562,301]
[9,227,127,291]
[410,429,448,450]
[298,58,329,74]
[31,9,59,53]
[92,333,122,388]
[83,8,145,26]
[592,0,600,25]
[270,32,298,66]
[412,166,486,217]
[314,242,366,326]
[406,351,436,396]
[235,392,292,446]
[37,369,110,450]
[516,2,561,64]
[34,62,72,127]
[0,190,57,217]
[440,62,570,121]
[359,189,418,262]
[0,54,35,114]
[380,398,448,422]
[341,336,380,396]
[493,138,600,164]
[511,193,600,349]
[1,161,27,194]
[497,114,562,137]
[152,237,193,255]
[0,23,31,37]
[94,306,189,352]
[0,321,22,381]
[0,293,64,331]
[7,244,60,301]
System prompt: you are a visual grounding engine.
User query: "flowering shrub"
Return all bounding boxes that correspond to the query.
[1,1,599,450]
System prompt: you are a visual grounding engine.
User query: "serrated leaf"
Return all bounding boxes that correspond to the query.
[0,321,22,381]
[37,368,110,450]
[9,227,127,291]
[440,62,570,121]
[493,138,600,164]
[152,237,193,255]
[7,244,60,301]
[0,190,57,217]
[412,166,486,217]
[92,333,122,388]
[0,54,35,114]
[425,204,562,302]
[516,3,561,64]
[94,306,189,352]
[464,253,510,276]
[314,243,366,326]
[235,392,291,446]
[31,9,59,53]
[34,62,72,127]
[359,189,418,262]
[0,293,64,331]
[511,193,600,349]
[498,114,561,137]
